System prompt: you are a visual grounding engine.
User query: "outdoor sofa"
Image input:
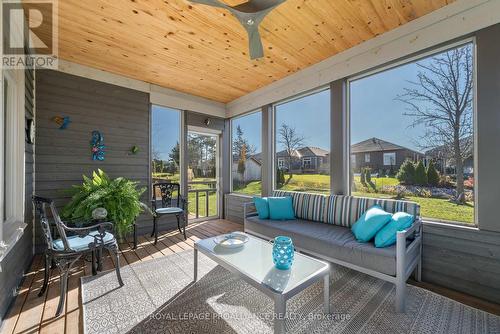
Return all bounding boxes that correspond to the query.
[243,190,423,313]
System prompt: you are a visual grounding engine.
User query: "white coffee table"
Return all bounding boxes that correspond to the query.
[194,233,330,334]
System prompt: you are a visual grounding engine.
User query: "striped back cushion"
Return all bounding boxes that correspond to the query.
[272,190,420,228]
[322,195,420,227]
[272,190,327,222]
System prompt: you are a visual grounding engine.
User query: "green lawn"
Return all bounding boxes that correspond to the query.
[279,174,331,194]
[234,174,475,224]
[232,180,262,196]
[153,173,218,217]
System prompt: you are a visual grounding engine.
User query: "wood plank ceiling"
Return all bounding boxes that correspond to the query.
[54,0,454,103]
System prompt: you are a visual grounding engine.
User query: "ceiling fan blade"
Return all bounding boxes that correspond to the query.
[188,0,287,59]
[247,26,264,59]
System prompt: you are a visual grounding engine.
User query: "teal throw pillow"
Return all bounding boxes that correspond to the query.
[253,197,269,219]
[375,212,415,248]
[351,205,392,242]
[268,197,295,220]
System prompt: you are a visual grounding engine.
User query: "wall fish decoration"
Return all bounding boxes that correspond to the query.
[52,116,71,129]
[91,130,106,161]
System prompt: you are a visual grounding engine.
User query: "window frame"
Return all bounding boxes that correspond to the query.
[364,153,370,163]
[1,69,26,257]
[346,38,478,226]
[229,109,262,195]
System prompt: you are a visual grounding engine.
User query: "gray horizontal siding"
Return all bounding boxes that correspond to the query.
[224,194,251,224]
[422,223,500,304]
[34,70,153,251]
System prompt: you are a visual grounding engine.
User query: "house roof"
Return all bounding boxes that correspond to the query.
[425,136,473,158]
[298,147,329,157]
[351,138,419,154]
[53,1,452,103]
[276,146,329,158]
[232,154,262,166]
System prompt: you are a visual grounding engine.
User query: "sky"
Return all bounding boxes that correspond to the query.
[232,66,428,156]
[151,105,180,160]
[350,62,426,152]
[154,44,472,158]
[233,54,451,154]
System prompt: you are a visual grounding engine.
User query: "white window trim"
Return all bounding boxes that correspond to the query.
[364,153,370,163]
[0,69,27,263]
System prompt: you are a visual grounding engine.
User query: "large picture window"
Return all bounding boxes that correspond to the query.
[151,105,181,185]
[349,42,475,225]
[274,89,330,194]
[231,111,262,195]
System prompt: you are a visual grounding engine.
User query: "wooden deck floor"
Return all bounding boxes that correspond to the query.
[1,218,499,334]
[0,219,243,334]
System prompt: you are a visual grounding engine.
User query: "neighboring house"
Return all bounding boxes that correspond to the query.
[425,136,474,174]
[276,146,329,174]
[350,138,423,172]
[232,155,262,183]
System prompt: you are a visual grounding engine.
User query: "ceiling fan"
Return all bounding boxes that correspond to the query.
[188,0,286,59]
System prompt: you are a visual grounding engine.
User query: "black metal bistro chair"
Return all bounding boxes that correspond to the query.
[33,196,124,317]
[151,182,187,244]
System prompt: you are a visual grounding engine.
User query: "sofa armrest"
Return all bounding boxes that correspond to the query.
[396,217,423,281]
[243,202,258,220]
[402,217,422,238]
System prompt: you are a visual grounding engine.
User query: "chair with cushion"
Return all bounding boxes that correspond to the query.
[151,182,187,244]
[33,196,124,317]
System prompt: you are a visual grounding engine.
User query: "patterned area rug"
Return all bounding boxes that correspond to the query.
[81,250,500,334]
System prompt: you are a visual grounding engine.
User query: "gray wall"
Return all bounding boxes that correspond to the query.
[0,67,35,321]
[34,70,154,250]
[224,194,248,224]
[422,223,500,303]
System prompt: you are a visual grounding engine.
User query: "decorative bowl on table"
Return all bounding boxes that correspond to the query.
[213,232,249,248]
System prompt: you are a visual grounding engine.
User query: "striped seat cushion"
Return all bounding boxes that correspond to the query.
[272,190,420,228]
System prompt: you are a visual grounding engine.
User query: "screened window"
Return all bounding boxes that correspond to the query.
[349,42,475,225]
[151,105,181,186]
[231,111,262,195]
[274,89,330,194]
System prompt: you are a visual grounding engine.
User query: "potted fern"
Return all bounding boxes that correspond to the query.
[62,169,149,241]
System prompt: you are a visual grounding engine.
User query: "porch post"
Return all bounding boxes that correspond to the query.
[221,119,232,217]
[180,110,189,200]
[261,104,274,197]
[331,79,348,195]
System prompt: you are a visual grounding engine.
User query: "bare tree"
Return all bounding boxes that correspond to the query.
[278,123,305,182]
[396,44,473,203]
[152,149,161,174]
